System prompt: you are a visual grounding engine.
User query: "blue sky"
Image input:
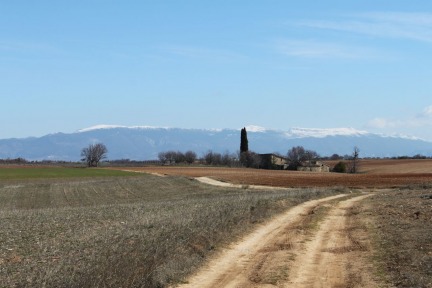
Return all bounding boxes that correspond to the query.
[2,1,432,140]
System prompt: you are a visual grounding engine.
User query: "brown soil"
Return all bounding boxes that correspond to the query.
[324,159,432,174]
[118,165,432,188]
[177,193,381,288]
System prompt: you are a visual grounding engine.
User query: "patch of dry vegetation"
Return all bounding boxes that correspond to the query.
[364,187,432,287]
[0,174,341,287]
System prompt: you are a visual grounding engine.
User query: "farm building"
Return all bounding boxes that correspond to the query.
[259,153,288,170]
[297,160,330,172]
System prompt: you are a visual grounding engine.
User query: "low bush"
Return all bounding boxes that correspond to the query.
[333,161,347,173]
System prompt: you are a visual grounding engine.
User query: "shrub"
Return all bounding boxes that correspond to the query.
[333,161,347,173]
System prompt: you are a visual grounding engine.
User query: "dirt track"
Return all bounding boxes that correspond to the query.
[178,193,378,288]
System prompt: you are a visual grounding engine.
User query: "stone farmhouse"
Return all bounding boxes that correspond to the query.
[259,153,288,170]
[297,160,330,172]
[258,154,330,172]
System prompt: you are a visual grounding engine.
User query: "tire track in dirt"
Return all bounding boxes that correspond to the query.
[176,194,347,288]
[286,194,374,288]
[177,193,377,288]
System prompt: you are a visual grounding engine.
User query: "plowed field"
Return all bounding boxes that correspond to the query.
[119,160,432,188]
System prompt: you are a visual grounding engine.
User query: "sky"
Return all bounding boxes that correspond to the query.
[1,1,432,140]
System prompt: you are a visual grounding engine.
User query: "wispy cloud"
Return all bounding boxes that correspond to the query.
[367,105,432,130]
[298,12,432,43]
[419,105,432,117]
[275,39,381,59]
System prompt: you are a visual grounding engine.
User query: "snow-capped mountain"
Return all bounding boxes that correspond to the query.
[287,127,370,138]
[0,125,431,161]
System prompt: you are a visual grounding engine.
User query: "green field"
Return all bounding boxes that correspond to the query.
[0,166,137,180]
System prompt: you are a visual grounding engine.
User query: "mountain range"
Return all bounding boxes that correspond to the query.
[1,125,431,161]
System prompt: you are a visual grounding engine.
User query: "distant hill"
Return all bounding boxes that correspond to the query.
[0,125,431,161]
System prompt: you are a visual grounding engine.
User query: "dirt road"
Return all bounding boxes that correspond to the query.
[178,193,378,288]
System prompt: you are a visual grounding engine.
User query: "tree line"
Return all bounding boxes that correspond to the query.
[72,127,426,171]
[75,128,399,174]
[157,150,242,167]
[1,142,428,170]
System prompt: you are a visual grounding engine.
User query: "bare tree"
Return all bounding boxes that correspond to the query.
[350,146,360,173]
[330,153,343,160]
[184,150,197,164]
[173,151,186,163]
[304,150,319,164]
[287,146,318,170]
[158,152,168,164]
[221,151,237,167]
[81,143,108,167]
[287,146,306,163]
[159,150,196,165]
[164,151,177,164]
[204,150,216,165]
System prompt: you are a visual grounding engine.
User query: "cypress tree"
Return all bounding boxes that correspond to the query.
[240,127,248,153]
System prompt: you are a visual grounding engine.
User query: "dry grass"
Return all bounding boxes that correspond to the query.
[0,174,341,287]
[361,188,432,287]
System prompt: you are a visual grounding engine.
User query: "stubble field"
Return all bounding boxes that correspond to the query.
[0,168,342,287]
